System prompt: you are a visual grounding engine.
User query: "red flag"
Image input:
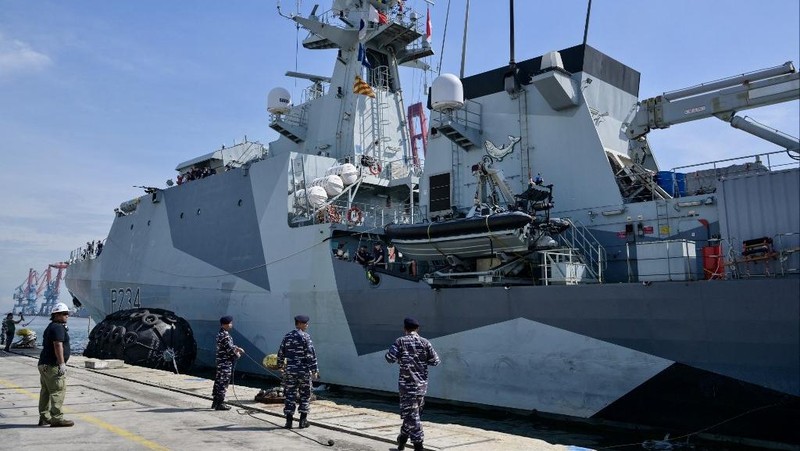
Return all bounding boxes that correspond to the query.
[425,7,432,44]
[378,10,388,25]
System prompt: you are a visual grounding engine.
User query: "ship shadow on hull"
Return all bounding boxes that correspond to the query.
[595,362,800,445]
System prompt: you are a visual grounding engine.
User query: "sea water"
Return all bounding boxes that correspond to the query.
[17,315,92,353]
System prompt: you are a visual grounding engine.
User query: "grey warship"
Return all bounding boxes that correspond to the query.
[66,0,800,444]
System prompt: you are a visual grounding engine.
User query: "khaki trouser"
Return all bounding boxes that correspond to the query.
[38,364,67,421]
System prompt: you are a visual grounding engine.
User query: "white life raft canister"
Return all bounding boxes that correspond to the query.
[310,174,344,197]
[325,163,358,185]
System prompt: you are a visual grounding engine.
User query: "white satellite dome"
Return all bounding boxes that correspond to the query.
[431,74,464,112]
[267,87,292,114]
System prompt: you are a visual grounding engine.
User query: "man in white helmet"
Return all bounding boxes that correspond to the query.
[37,302,74,427]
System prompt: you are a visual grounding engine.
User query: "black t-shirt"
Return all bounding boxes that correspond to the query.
[38,321,70,365]
[373,247,385,263]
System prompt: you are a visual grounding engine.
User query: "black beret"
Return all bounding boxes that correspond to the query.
[294,315,310,323]
[220,315,233,325]
[404,317,419,329]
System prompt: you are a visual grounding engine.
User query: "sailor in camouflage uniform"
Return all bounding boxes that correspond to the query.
[212,315,243,410]
[385,317,441,451]
[277,314,318,429]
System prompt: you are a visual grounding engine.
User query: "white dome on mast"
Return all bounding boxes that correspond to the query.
[267,87,291,114]
[430,74,464,112]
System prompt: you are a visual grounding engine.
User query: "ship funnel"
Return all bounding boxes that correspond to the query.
[267,87,291,115]
[431,74,464,112]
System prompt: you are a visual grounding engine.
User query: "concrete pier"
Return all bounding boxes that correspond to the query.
[1,350,570,450]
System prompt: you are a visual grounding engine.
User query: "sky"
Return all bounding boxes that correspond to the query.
[1,0,798,313]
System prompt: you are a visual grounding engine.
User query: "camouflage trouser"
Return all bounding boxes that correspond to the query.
[212,361,233,402]
[283,372,311,415]
[38,364,67,421]
[399,393,425,444]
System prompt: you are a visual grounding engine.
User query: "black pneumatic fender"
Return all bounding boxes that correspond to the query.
[84,308,197,373]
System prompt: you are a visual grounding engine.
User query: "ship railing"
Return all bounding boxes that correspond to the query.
[339,201,423,228]
[723,231,800,278]
[432,99,483,134]
[555,218,606,283]
[304,3,431,39]
[269,107,307,129]
[315,3,431,33]
[668,150,799,196]
[539,248,597,285]
[301,82,327,103]
[390,5,431,36]
[311,199,425,230]
[68,238,107,264]
[775,232,800,276]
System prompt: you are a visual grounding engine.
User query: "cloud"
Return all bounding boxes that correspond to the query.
[0,32,52,77]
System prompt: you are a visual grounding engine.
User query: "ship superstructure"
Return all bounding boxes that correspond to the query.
[66,1,800,445]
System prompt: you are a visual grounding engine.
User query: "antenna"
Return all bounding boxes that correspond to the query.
[503,0,519,94]
[508,0,515,66]
[582,0,592,46]
[459,0,470,79]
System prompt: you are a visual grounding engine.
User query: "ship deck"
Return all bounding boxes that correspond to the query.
[1,350,569,451]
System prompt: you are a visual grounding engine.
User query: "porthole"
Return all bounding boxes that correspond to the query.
[180,212,184,219]
[237,199,243,206]
[147,220,151,226]
[130,224,134,230]
[196,208,201,215]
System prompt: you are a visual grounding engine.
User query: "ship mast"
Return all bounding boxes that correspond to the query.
[503,0,519,94]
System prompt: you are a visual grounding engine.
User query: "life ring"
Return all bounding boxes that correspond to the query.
[347,206,363,225]
[369,163,382,176]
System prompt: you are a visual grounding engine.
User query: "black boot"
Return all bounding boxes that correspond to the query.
[413,442,423,451]
[215,402,231,411]
[284,414,293,429]
[299,412,309,428]
[211,400,219,409]
[396,433,408,450]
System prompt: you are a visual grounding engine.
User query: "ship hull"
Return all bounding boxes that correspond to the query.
[65,154,800,444]
[67,261,800,442]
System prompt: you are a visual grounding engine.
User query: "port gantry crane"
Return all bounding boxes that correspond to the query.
[10,262,69,316]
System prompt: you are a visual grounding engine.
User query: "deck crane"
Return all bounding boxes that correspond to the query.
[626,62,800,163]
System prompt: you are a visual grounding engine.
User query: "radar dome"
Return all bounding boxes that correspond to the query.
[267,87,292,114]
[431,74,464,112]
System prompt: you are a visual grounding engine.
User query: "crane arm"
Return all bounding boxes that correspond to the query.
[627,62,800,142]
